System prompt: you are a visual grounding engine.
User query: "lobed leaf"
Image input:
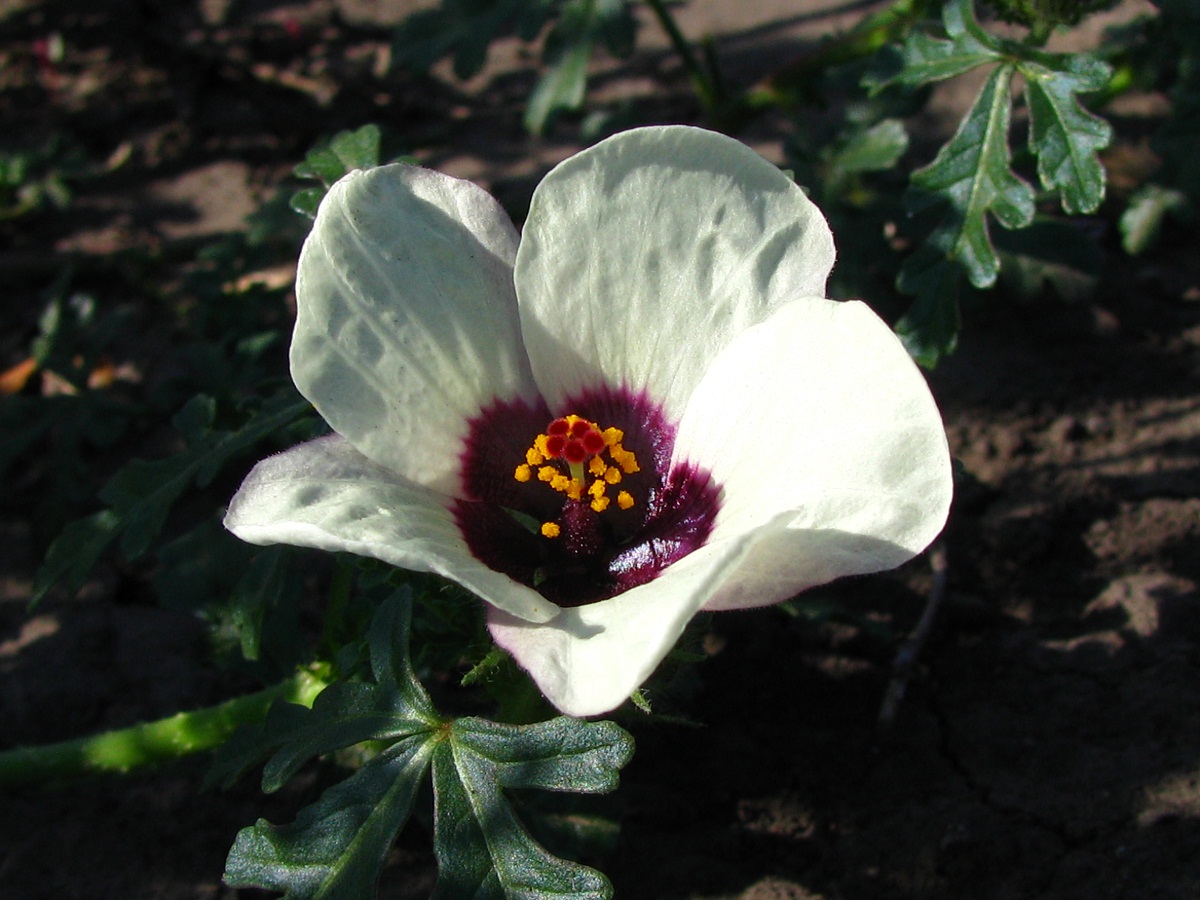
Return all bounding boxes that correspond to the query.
[431,715,633,900]
[225,737,436,900]
[1020,53,1113,214]
[209,590,439,793]
[865,0,999,93]
[906,63,1034,289]
[895,245,962,369]
[220,594,636,900]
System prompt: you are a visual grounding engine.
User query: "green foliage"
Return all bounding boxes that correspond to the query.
[217,593,634,900]
[0,134,96,219]
[865,0,1112,365]
[31,390,313,604]
[1119,184,1188,256]
[985,0,1120,33]
[906,63,1035,288]
[391,0,638,134]
[1021,53,1112,215]
[292,125,392,218]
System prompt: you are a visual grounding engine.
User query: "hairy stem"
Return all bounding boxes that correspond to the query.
[0,667,328,788]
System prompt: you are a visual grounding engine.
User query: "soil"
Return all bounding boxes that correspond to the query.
[2,1,1199,899]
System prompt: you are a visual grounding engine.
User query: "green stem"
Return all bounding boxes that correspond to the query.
[643,0,722,113]
[0,667,329,788]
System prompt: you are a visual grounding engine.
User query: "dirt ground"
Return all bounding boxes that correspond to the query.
[2,0,1199,898]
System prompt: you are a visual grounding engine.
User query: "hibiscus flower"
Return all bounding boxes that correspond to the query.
[225,125,953,717]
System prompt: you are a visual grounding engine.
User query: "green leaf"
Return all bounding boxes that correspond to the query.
[31,392,312,602]
[225,736,437,900]
[293,125,382,187]
[827,118,909,175]
[219,593,635,900]
[895,245,962,368]
[431,717,633,899]
[210,589,439,792]
[291,125,385,218]
[865,0,1000,93]
[906,63,1034,288]
[1119,184,1189,256]
[29,510,121,606]
[524,38,591,135]
[1020,53,1113,214]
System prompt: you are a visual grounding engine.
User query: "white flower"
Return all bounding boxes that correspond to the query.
[225,125,953,717]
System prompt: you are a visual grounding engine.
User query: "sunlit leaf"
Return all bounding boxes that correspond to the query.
[906,63,1034,288]
[1020,53,1113,214]
[828,118,909,175]
[864,0,1000,93]
[525,39,591,134]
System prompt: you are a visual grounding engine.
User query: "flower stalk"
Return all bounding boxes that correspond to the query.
[0,667,328,788]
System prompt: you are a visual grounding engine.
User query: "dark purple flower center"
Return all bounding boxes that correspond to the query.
[455,385,721,607]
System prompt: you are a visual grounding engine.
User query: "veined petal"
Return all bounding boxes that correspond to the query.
[671,297,953,611]
[224,435,559,624]
[487,528,770,717]
[293,164,537,496]
[515,125,836,421]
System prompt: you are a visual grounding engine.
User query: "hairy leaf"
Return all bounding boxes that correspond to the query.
[209,589,438,792]
[431,717,633,899]
[865,0,1000,93]
[1020,53,1113,214]
[906,63,1034,289]
[219,594,635,900]
[225,737,436,900]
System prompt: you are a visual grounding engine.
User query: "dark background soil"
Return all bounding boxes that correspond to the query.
[2,1,1199,898]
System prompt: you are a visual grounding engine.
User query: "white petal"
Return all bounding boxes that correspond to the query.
[292,164,537,496]
[671,297,953,611]
[515,125,835,419]
[224,434,559,624]
[487,530,771,717]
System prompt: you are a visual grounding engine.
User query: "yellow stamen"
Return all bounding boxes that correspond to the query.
[514,414,642,532]
[611,445,640,474]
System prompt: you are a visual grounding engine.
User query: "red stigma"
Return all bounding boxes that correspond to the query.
[582,430,606,454]
[547,418,570,436]
[563,440,589,464]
